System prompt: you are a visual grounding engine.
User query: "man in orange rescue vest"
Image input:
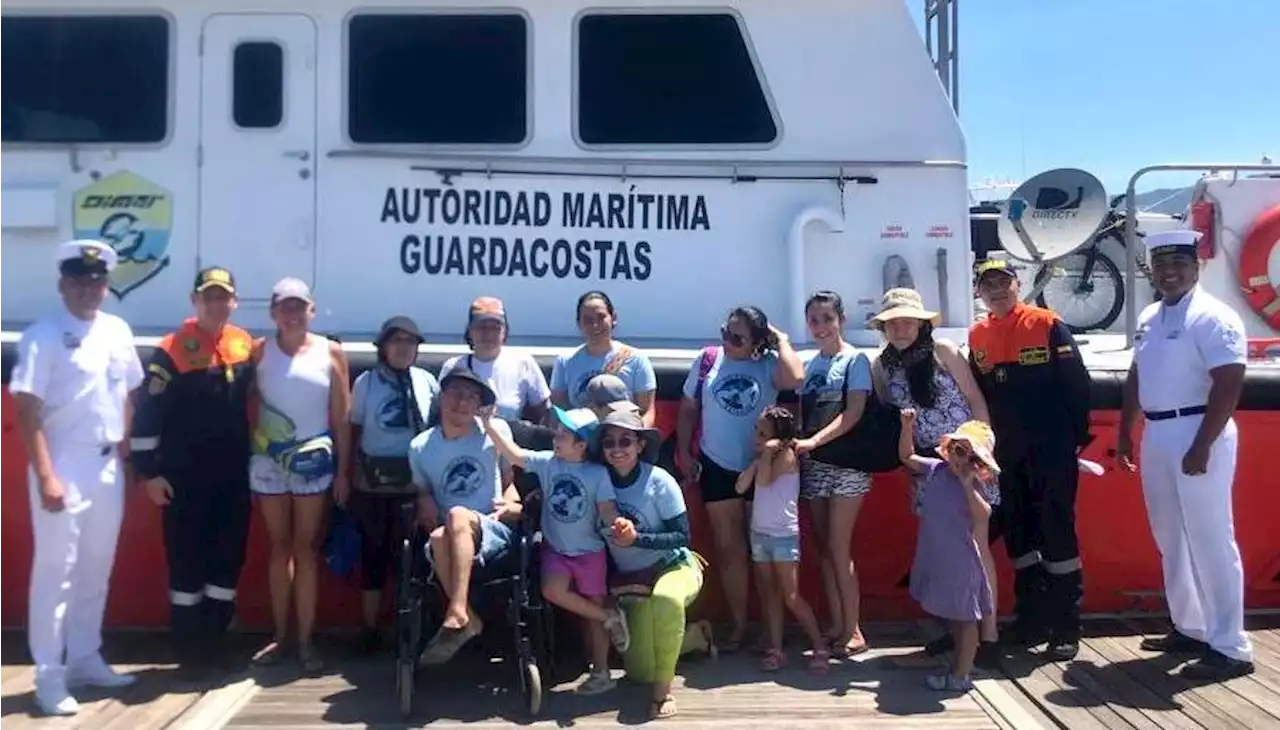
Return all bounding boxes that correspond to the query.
[969,259,1092,661]
[130,267,256,678]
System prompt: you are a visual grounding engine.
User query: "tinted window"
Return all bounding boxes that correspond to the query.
[577,13,776,145]
[233,42,283,129]
[347,14,527,144]
[1,15,169,144]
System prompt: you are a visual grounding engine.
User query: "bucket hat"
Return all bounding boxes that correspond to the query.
[590,409,661,463]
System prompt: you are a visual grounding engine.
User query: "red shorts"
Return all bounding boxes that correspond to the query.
[541,547,608,598]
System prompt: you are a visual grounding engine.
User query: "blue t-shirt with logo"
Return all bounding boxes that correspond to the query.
[350,367,440,457]
[801,345,873,400]
[681,348,779,472]
[550,342,657,408]
[609,464,687,573]
[409,419,511,515]
[522,451,614,556]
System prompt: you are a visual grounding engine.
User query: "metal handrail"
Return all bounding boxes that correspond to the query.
[1123,163,1278,347]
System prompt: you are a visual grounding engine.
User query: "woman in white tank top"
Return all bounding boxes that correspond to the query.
[249,278,352,674]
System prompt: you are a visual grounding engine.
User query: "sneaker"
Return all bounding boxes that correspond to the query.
[925,672,974,692]
[575,669,617,696]
[603,607,631,654]
[66,654,137,689]
[34,680,80,716]
[1045,635,1079,662]
[1140,631,1209,655]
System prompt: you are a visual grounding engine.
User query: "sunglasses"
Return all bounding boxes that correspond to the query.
[601,436,637,450]
[720,325,747,347]
[949,442,987,468]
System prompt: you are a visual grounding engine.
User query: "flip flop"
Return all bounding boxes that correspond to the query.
[251,638,287,666]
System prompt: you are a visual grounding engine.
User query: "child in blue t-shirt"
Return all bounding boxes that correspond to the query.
[482,406,629,696]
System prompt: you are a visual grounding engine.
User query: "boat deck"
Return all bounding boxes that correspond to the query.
[2,616,1278,729]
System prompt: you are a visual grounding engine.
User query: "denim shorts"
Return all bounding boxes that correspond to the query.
[425,513,515,569]
[750,531,801,563]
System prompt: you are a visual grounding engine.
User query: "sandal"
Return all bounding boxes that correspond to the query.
[298,646,324,675]
[809,649,832,675]
[720,628,746,654]
[831,636,869,659]
[251,638,287,666]
[648,695,677,720]
[760,648,787,672]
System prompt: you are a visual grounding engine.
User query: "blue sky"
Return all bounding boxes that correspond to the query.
[918,0,1279,194]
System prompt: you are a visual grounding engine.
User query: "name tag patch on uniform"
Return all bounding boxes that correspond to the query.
[1055,344,1074,355]
[1017,346,1049,365]
[63,332,82,349]
[973,349,992,372]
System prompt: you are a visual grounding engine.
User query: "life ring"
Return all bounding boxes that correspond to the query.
[1238,204,1280,332]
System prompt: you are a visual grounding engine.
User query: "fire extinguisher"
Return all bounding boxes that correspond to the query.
[1189,198,1216,259]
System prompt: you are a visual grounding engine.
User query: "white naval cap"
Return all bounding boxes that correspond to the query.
[56,239,118,278]
[1145,229,1202,258]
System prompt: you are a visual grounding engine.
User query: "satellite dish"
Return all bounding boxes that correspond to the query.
[996,168,1109,263]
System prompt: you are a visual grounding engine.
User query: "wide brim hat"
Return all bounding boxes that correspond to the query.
[590,409,661,463]
[869,287,941,329]
[939,421,1001,475]
[377,315,424,346]
[439,367,497,407]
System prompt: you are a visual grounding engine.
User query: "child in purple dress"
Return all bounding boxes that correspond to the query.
[899,409,999,692]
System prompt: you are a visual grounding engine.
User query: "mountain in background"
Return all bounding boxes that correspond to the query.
[1131,187,1194,216]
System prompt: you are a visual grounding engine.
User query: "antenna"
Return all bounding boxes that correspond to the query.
[996,168,1109,263]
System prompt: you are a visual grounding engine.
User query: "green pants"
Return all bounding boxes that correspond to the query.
[621,559,704,684]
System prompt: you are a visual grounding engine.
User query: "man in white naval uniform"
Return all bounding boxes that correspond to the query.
[1117,229,1255,681]
[10,240,145,715]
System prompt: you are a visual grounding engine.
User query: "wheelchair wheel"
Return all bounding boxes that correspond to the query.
[396,659,414,717]
[520,660,543,717]
[395,535,421,717]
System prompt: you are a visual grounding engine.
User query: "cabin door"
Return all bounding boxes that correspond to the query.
[198,14,318,301]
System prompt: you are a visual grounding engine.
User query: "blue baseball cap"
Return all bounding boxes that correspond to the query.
[553,406,599,440]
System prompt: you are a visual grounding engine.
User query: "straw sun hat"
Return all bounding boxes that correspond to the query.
[939,421,1001,476]
[869,288,941,330]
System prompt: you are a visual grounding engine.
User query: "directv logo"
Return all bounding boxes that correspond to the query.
[1030,185,1084,220]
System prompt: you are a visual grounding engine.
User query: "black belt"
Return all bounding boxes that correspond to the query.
[1143,405,1207,421]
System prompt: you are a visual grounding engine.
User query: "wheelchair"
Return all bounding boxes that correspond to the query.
[393,491,558,718]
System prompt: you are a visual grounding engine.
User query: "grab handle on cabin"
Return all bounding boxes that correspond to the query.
[787,206,846,339]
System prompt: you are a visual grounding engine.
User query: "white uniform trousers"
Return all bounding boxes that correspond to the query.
[1140,416,1252,663]
[27,446,125,683]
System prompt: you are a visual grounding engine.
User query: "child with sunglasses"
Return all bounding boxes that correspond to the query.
[482,406,630,695]
[898,409,1000,692]
[736,406,830,674]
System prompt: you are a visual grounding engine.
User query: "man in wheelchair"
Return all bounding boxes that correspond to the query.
[408,367,523,666]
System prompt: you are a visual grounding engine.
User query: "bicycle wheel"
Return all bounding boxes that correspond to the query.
[1035,249,1125,333]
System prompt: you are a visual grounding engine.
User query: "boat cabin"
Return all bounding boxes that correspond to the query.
[1,0,971,349]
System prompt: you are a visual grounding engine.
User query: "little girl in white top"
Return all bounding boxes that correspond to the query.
[736,406,830,674]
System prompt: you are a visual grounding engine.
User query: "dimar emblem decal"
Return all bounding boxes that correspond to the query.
[72,171,174,300]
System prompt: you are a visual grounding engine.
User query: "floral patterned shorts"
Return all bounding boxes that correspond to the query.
[799,456,871,500]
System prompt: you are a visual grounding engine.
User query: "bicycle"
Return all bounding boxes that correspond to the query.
[973,195,1157,333]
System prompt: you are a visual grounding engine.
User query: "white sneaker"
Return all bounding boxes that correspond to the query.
[34,682,80,716]
[66,655,137,689]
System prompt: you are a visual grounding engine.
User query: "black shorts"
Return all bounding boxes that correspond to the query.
[699,453,751,503]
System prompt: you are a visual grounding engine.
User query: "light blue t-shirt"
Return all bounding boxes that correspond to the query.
[681,347,779,472]
[550,342,657,408]
[523,451,614,556]
[609,464,687,573]
[350,367,440,457]
[801,344,873,399]
[409,419,511,515]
